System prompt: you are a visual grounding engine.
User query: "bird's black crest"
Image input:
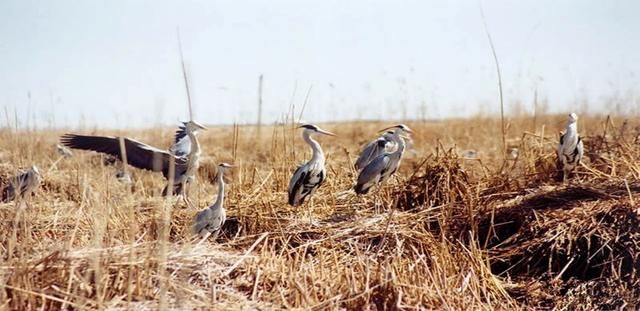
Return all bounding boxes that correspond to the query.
[174,125,188,143]
[301,124,319,131]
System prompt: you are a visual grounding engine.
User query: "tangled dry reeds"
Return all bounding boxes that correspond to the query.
[0,115,639,309]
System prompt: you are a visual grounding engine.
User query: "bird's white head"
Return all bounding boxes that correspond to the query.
[568,113,578,124]
[184,120,208,132]
[298,124,336,136]
[380,124,413,135]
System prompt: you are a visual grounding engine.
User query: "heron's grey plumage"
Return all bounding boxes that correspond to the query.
[287,124,334,206]
[354,131,395,171]
[355,125,412,195]
[60,121,207,195]
[556,113,584,181]
[193,163,232,237]
[1,166,41,203]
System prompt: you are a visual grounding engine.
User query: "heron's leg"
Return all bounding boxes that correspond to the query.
[181,181,195,209]
[212,229,220,241]
[307,199,312,224]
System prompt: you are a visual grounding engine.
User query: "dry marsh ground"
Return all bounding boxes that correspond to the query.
[0,115,639,310]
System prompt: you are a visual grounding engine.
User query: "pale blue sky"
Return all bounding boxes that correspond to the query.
[1,1,639,128]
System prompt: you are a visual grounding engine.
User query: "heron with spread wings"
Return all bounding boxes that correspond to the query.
[60,121,207,202]
[355,124,412,195]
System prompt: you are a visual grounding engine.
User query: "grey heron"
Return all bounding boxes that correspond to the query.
[557,113,584,181]
[192,162,233,237]
[354,130,396,171]
[60,120,207,198]
[288,124,335,206]
[1,165,41,203]
[355,124,412,195]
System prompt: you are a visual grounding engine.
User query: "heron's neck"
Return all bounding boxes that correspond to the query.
[303,131,324,163]
[566,122,577,134]
[187,129,201,157]
[212,171,225,209]
[393,134,406,155]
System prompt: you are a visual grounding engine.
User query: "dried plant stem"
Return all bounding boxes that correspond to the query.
[479,3,507,169]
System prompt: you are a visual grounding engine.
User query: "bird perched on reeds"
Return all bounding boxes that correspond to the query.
[193,163,233,237]
[557,113,584,182]
[354,130,396,171]
[1,165,41,203]
[60,121,208,201]
[288,124,336,206]
[355,124,412,194]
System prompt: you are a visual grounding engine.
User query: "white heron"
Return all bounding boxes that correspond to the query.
[355,124,412,195]
[557,113,584,181]
[354,130,396,171]
[193,162,234,237]
[288,124,336,206]
[60,120,207,200]
[1,165,41,203]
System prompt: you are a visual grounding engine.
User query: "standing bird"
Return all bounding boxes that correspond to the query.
[1,166,42,203]
[60,121,208,200]
[288,124,336,207]
[192,163,233,237]
[557,113,584,182]
[355,124,412,195]
[354,130,396,171]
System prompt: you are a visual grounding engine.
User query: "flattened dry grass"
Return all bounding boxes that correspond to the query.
[0,115,639,309]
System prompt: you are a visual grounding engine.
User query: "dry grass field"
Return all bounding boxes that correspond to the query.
[0,114,639,310]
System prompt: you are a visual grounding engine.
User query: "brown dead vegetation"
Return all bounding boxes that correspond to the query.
[0,115,639,309]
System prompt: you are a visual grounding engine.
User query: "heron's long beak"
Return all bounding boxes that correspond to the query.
[400,135,414,143]
[318,129,336,136]
[378,126,394,133]
[191,120,208,130]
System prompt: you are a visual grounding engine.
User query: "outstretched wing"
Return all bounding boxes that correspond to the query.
[60,134,181,178]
